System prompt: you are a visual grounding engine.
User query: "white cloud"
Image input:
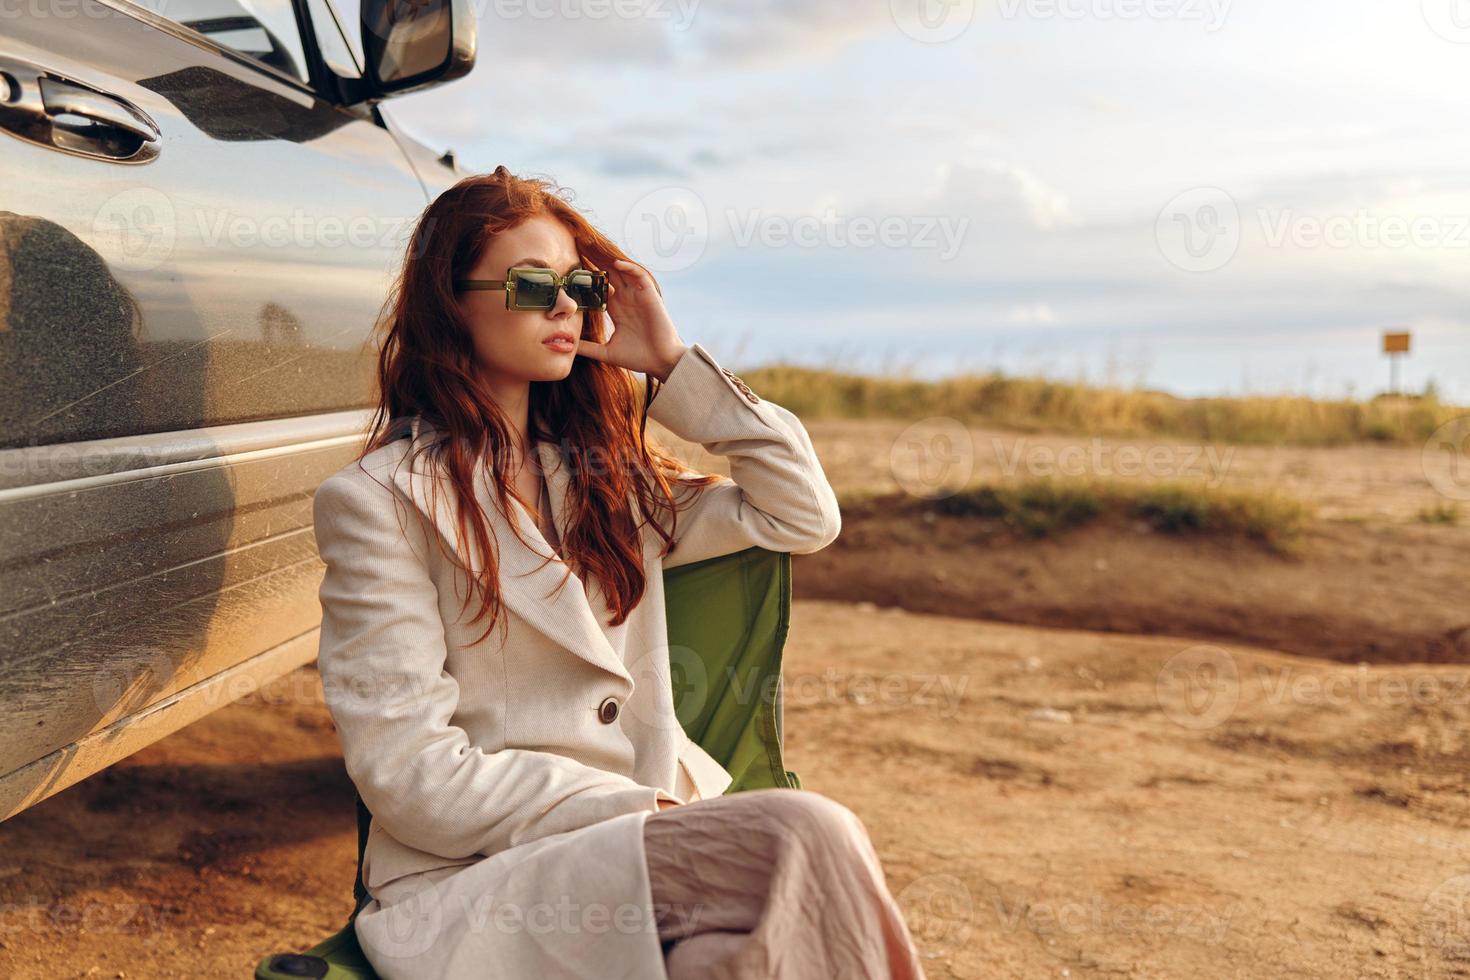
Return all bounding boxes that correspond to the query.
[928,161,1073,232]
[684,0,898,67]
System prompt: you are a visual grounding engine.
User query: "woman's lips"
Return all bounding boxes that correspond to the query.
[543,338,576,353]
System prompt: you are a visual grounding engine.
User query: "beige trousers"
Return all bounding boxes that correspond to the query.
[361,787,928,979]
[645,788,929,980]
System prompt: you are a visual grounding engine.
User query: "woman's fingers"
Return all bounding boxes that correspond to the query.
[612,258,650,290]
[576,339,608,362]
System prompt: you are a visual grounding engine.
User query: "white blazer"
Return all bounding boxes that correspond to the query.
[311,341,841,978]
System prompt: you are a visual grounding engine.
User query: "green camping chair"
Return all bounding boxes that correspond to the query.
[256,546,802,979]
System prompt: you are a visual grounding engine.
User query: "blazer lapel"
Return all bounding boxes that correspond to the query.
[387,414,632,684]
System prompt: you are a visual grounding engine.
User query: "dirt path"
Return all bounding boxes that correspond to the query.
[783,601,1470,979]
[800,510,1470,666]
[3,599,1468,978]
[789,419,1463,524]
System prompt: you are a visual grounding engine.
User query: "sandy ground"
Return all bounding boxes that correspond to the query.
[805,510,1470,667]
[1,419,1467,978]
[4,604,1468,979]
[782,602,1470,979]
[790,418,1464,524]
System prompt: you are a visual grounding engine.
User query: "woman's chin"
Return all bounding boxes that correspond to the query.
[535,351,577,380]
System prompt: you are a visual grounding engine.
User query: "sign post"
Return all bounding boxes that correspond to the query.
[1382,330,1411,395]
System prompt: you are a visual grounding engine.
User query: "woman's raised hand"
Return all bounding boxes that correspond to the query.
[576,258,689,382]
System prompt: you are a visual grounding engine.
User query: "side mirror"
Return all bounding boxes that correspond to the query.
[359,0,476,98]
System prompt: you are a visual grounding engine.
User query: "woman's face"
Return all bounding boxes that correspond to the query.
[459,213,586,385]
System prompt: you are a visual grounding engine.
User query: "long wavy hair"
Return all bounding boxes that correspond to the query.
[352,165,720,649]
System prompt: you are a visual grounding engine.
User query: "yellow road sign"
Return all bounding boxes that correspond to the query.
[1382,331,1411,354]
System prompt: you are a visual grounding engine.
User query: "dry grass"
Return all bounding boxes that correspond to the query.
[1416,501,1462,525]
[742,364,1462,448]
[840,477,1316,555]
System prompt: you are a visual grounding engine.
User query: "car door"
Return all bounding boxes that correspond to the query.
[0,0,449,817]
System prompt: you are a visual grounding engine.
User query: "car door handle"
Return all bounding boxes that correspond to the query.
[41,76,162,141]
[0,55,162,164]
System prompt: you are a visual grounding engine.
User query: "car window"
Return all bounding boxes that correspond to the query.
[321,0,365,74]
[304,0,362,78]
[127,0,311,83]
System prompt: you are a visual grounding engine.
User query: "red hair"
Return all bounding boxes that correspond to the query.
[353,166,719,648]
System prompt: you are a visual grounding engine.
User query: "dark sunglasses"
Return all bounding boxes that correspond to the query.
[454,265,609,311]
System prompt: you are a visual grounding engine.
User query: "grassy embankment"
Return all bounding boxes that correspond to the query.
[738,363,1466,545]
[742,363,1461,447]
[839,478,1317,555]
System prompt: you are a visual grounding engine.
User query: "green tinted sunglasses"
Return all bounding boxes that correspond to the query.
[454,265,609,311]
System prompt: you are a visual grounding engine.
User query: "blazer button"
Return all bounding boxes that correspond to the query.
[597,696,620,724]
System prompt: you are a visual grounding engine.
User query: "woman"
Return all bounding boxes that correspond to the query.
[311,166,928,979]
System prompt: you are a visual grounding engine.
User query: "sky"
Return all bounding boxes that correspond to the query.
[366,0,1470,401]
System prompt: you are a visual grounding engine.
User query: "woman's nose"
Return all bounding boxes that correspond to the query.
[550,285,579,317]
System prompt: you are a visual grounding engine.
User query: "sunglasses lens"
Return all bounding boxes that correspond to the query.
[566,271,607,310]
[511,269,558,309]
